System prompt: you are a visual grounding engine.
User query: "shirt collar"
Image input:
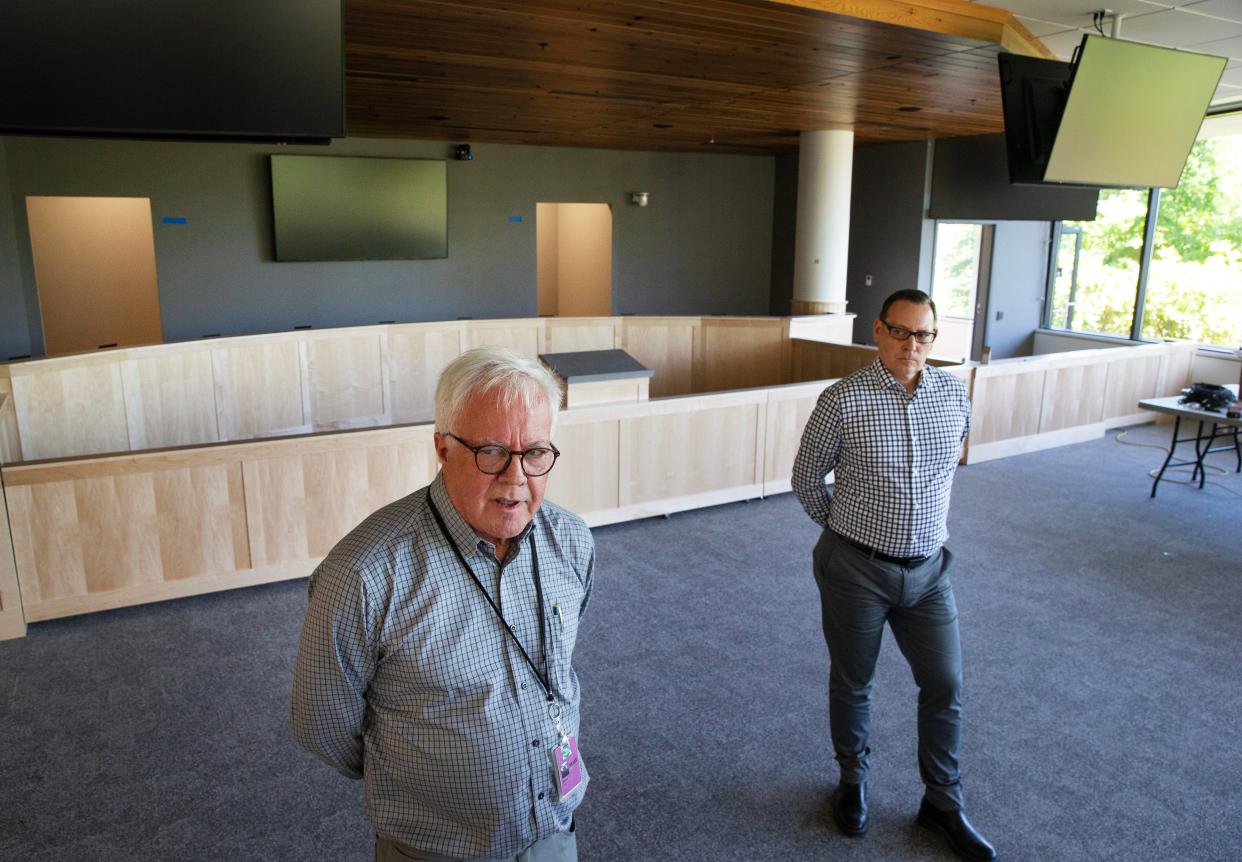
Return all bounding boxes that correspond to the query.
[428,472,537,559]
[869,356,937,398]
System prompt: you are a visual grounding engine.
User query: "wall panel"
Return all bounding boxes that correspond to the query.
[305,333,387,428]
[213,341,306,440]
[620,319,697,397]
[123,350,219,449]
[11,360,130,460]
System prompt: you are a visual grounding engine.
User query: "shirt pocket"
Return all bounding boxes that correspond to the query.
[544,571,586,696]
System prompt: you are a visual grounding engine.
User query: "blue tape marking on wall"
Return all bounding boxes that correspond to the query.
[162,217,188,225]
[508,215,523,223]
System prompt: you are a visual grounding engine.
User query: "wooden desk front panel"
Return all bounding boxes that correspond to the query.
[4,426,437,622]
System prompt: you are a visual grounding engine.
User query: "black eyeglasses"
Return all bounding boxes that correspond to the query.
[880,319,938,344]
[444,432,561,477]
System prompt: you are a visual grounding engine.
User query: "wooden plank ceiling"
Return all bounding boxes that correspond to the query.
[344,0,1049,154]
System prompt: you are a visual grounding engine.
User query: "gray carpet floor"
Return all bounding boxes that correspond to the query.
[1,423,1239,861]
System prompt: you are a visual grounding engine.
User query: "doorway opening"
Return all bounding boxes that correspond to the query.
[26,196,163,356]
[536,203,612,317]
[929,222,993,361]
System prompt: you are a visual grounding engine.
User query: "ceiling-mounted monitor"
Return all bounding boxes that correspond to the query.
[998,36,1226,189]
[0,0,344,143]
[1045,36,1225,188]
[997,52,1075,186]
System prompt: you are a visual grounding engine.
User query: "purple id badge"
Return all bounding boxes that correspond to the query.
[550,735,584,801]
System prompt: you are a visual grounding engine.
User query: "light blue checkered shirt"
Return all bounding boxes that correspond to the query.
[291,474,595,858]
[792,358,971,558]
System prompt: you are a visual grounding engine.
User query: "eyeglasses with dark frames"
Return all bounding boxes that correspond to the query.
[444,432,561,476]
[879,319,938,344]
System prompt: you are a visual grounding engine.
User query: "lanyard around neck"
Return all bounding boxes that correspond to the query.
[427,496,553,703]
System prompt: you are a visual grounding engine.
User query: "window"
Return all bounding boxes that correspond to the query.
[929,223,985,360]
[1045,134,1242,349]
[1047,188,1148,338]
[1141,137,1242,348]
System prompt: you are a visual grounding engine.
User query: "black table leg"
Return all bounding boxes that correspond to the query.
[1151,415,1182,498]
[1194,420,1210,488]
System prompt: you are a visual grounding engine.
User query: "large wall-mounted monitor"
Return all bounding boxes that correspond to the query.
[998,36,1226,189]
[0,0,344,143]
[271,155,448,262]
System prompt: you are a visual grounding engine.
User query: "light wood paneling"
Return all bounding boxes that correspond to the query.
[565,378,648,408]
[214,340,306,440]
[0,475,27,638]
[791,339,877,382]
[788,314,855,343]
[971,369,1046,445]
[1038,362,1108,433]
[619,399,762,505]
[545,418,621,517]
[701,319,791,392]
[305,333,387,429]
[0,393,21,465]
[11,359,130,460]
[76,473,163,594]
[243,456,310,568]
[1102,354,1166,421]
[620,319,697,397]
[462,321,541,356]
[763,382,829,494]
[1161,346,1195,395]
[388,325,462,423]
[542,318,618,354]
[8,481,85,605]
[153,464,249,581]
[122,350,220,449]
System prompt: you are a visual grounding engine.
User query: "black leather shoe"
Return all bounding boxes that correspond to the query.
[832,781,868,836]
[917,799,996,861]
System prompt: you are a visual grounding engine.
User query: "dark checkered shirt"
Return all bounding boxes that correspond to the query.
[792,358,971,558]
[291,474,595,858]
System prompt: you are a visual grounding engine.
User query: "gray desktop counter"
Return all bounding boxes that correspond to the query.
[539,349,653,407]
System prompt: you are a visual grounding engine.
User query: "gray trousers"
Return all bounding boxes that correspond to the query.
[375,827,577,862]
[813,529,965,811]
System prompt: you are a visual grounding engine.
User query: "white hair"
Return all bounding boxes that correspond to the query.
[434,347,562,437]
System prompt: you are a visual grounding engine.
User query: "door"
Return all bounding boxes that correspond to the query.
[26,196,163,356]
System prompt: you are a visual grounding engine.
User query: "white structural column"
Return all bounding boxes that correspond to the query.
[791,129,853,315]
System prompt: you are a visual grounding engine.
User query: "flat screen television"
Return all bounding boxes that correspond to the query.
[997,52,1075,186]
[998,36,1227,189]
[271,155,448,262]
[1045,36,1226,188]
[0,0,343,142]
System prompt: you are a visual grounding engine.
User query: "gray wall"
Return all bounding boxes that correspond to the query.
[0,139,30,359]
[768,153,798,316]
[845,140,934,344]
[0,136,775,359]
[982,221,1053,359]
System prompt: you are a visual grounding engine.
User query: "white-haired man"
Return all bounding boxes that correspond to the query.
[292,347,594,862]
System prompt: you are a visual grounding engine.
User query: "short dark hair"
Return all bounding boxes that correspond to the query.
[879,289,937,323]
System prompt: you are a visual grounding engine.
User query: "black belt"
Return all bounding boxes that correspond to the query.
[838,533,932,568]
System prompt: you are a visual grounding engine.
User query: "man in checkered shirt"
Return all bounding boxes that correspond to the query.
[292,347,593,862]
[792,289,995,862]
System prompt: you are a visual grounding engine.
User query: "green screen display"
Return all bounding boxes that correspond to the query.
[271,155,447,261]
[1045,36,1226,189]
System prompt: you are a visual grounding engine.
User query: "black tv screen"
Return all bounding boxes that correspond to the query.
[271,156,448,262]
[997,52,1074,186]
[1044,36,1226,188]
[0,0,343,142]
